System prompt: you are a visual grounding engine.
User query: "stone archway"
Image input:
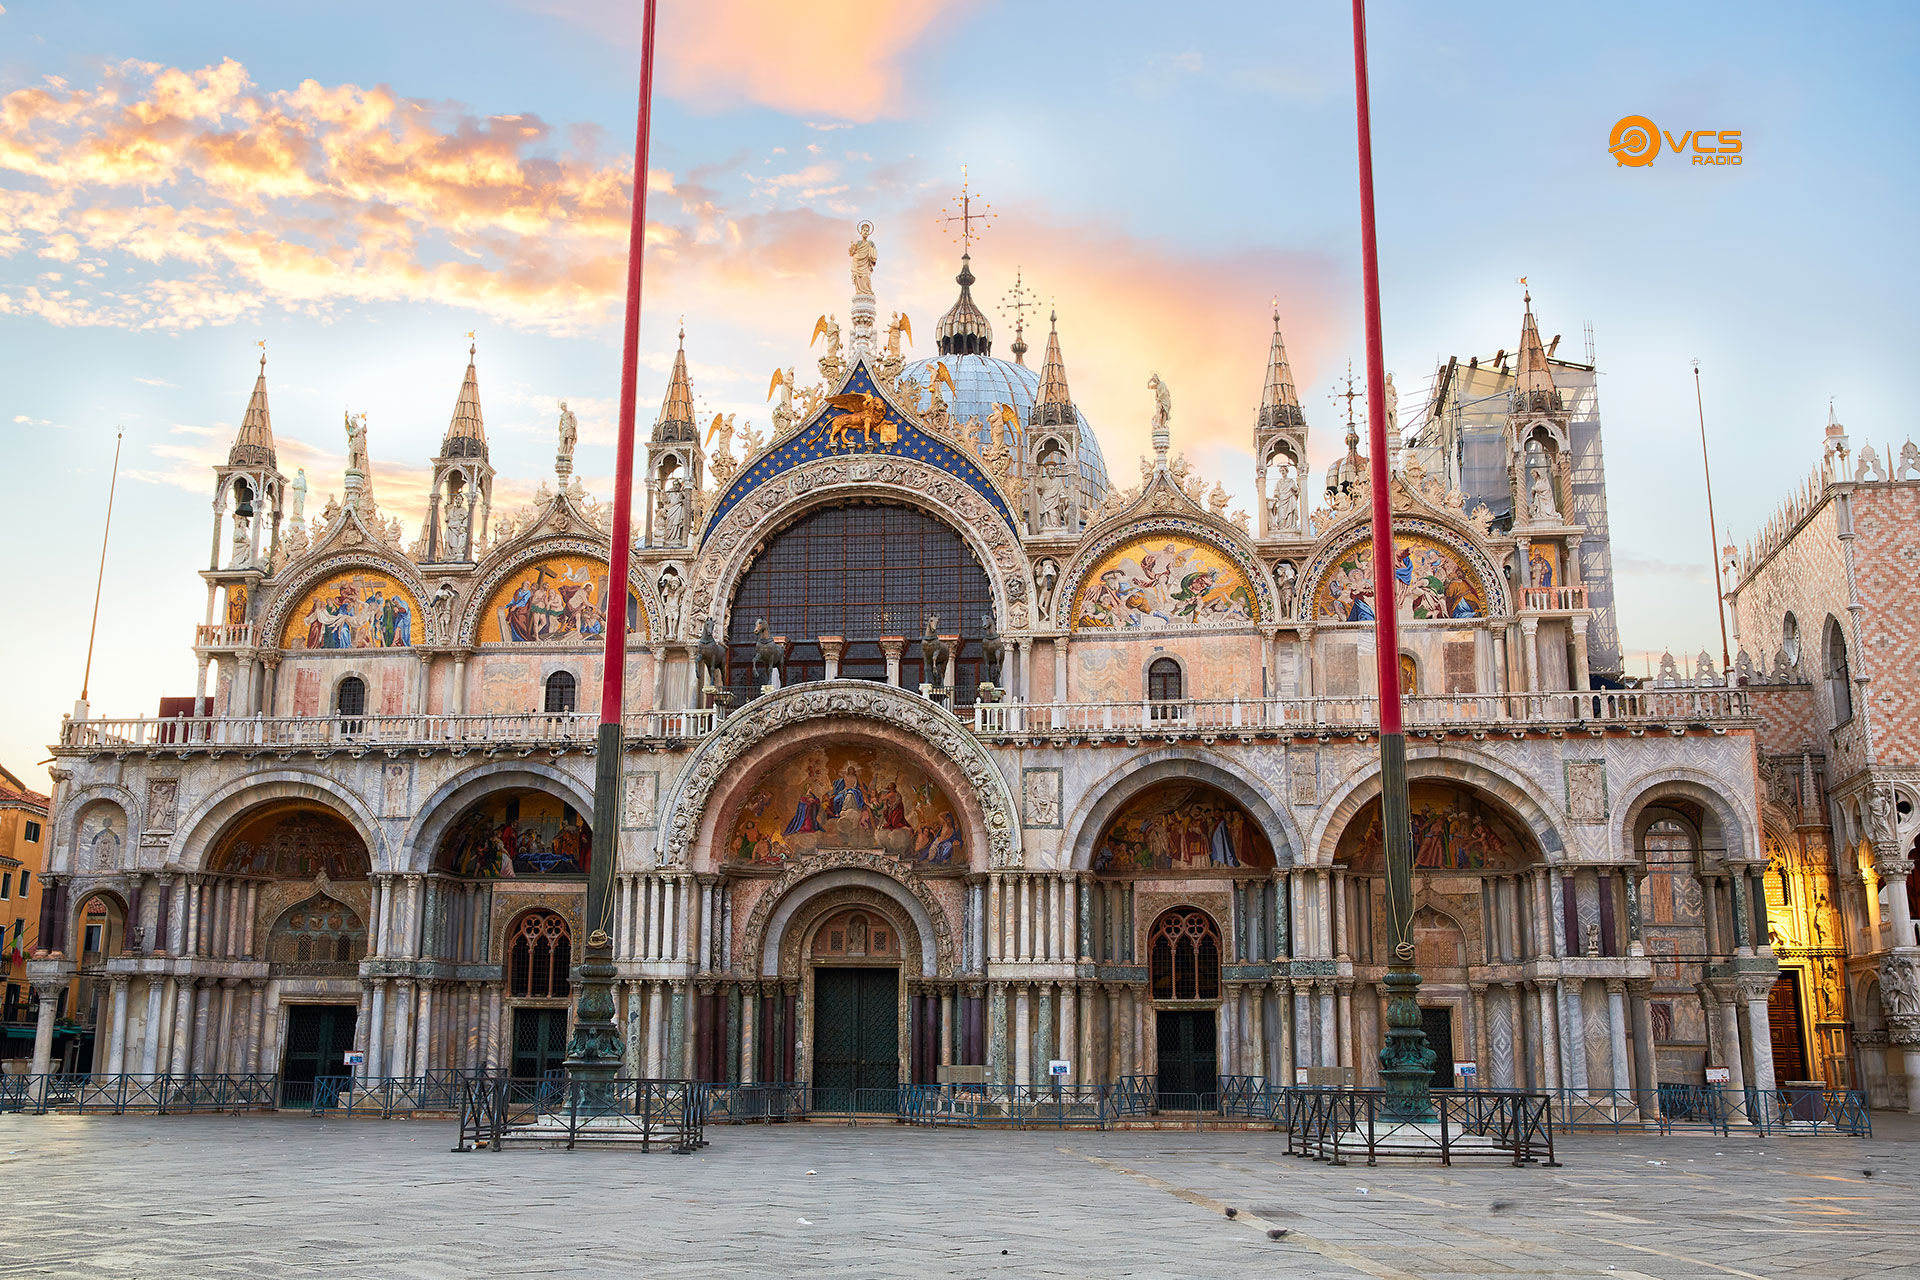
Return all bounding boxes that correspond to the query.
[1066,749,1298,871]
[662,680,1018,871]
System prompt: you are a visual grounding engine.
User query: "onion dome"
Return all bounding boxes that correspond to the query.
[935,255,993,356]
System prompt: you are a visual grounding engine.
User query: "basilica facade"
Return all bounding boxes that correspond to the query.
[28,235,1782,1111]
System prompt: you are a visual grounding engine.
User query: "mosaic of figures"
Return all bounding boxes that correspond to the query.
[724,744,963,869]
[1091,782,1275,873]
[439,789,592,877]
[283,571,417,649]
[1528,543,1561,589]
[1313,535,1488,622]
[1073,537,1257,630]
[1338,783,1526,872]
[210,805,370,879]
[479,555,624,645]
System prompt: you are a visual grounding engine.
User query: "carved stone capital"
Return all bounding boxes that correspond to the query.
[1873,858,1915,881]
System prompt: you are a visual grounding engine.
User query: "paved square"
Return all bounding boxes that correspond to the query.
[6,1114,1916,1278]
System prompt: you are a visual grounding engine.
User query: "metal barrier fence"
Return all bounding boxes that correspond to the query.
[307,1071,490,1118]
[1285,1088,1558,1167]
[701,1082,808,1124]
[0,1071,1872,1142]
[455,1075,705,1152]
[899,1083,1114,1129]
[0,1072,280,1114]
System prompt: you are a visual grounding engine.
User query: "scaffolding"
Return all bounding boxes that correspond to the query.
[1409,344,1624,683]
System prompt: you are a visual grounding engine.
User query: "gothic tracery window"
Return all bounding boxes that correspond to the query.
[507,910,571,999]
[1149,908,1221,1002]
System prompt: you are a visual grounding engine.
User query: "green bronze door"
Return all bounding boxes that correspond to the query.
[812,967,899,1112]
[281,1004,358,1106]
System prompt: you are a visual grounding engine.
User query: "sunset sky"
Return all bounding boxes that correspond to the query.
[2,1,1914,786]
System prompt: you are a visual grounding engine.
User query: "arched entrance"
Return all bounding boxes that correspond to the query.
[1333,781,1539,1089]
[199,799,372,1089]
[807,906,904,1110]
[1147,907,1223,1108]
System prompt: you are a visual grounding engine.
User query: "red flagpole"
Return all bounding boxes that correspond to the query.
[1351,0,1432,1115]
[570,0,659,1083]
[601,0,660,728]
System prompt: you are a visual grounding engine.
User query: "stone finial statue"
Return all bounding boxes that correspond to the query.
[557,400,578,464]
[658,477,689,545]
[228,511,253,568]
[1033,558,1059,622]
[1268,461,1299,532]
[849,223,877,296]
[290,468,308,526]
[1530,464,1557,519]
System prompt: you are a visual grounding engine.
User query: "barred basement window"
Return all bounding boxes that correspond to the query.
[545,671,578,713]
[1149,908,1221,1002]
[508,910,571,999]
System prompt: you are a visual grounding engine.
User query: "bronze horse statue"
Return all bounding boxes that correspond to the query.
[751,618,787,688]
[920,614,952,687]
[695,617,728,692]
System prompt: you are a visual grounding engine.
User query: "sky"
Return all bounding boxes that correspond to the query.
[1,0,1915,789]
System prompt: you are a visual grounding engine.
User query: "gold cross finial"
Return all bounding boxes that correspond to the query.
[938,165,995,254]
[999,266,1038,335]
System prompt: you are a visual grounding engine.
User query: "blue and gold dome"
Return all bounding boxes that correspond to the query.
[902,254,1110,512]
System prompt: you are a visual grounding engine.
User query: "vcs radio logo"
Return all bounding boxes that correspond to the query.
[1609,115,1742,167]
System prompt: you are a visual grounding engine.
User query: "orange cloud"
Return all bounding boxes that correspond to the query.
[0,60,671,332]
[524,0,961,120]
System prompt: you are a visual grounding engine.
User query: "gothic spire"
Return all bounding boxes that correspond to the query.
[229,350,276,468]
[1031,310,1077,427]
[1512,290,1562,414]
[653,324,698,444]
[1258,307,1306,432]
[442,342,487,457]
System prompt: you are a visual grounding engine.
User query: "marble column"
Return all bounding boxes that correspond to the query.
[29,981,63,1076]
[1605,979,1630,1094]
[141,977,168,1075]
[105,975,132,1074]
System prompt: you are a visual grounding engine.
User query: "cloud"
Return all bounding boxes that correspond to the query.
[136,375,181,388]
[523,0,961,121]
[0,59,670,333]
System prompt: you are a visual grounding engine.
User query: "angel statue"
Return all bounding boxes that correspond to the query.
[849,222,877,296]
[766,365,796,436]
[557,400,578,464]
[704,412,736,461]
[810,314,843,363]
[884,312,913,362]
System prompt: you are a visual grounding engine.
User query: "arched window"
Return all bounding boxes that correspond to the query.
[1148,657,1184,720]
[267,893,366,972]
[1149,908,1221,1002]
[1781,612,1800,668]
[1825,617,1853,723]
[335,675,367,725]
[545,670,577,713]
[507,910,571,999]
[726,503,995,705]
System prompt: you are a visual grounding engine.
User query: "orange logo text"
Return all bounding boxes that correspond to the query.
[1609,115,1742,167]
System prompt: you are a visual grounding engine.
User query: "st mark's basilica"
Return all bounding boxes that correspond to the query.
[29,226,1810,1113]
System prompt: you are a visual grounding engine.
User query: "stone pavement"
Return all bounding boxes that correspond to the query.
[5,1112,1916,1278]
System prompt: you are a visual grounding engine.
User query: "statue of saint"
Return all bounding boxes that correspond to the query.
[849,223,877,296]
[344,411,369,474]
[1530,464,1558,519]
[1268,461,1299,532]
[557,400,578,463]
[1382,371,1399,439]
[228,512,253,568]
[290,468,308,525]
[445,500,470,558]
[659,478,689,544]
[1148,372,1172,431]
[657,565,686,639]
[1037,464,1071,531]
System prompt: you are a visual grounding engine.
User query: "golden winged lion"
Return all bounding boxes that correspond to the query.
[822,391,895,449]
